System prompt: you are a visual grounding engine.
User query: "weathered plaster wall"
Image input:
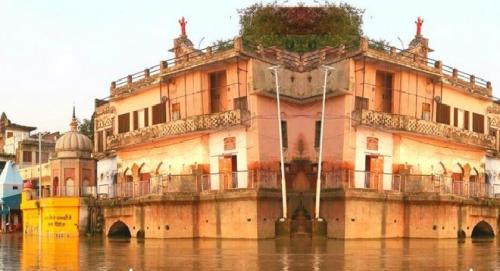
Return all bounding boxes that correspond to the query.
[208,127,248,188]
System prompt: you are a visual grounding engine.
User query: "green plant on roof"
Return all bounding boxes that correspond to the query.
[238,2,364,53]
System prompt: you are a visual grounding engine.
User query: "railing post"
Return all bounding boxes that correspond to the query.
[144,68,150,78]
[110,81,116,90]
[160,60,168,73]
[452,69,458,79]
[127,75,133,85]
[470,75,476,86]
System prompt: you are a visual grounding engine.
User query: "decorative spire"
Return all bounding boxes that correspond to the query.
[178,17,187,37]
[415,17,424,36]
[70,105,78,132]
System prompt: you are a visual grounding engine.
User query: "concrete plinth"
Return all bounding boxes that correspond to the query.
[312,218,327,238]
[275,218,291,238]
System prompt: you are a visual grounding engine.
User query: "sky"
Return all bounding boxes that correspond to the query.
[0,0,499,133]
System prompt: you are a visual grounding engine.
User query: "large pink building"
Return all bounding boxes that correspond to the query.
[92,19,500,239]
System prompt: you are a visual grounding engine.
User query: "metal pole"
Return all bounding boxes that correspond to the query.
[269,66,287,219]
[315,66,334,219]
[38,132,42,236]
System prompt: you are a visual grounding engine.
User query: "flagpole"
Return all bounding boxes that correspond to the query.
[315,66,334,219]
[269,66,287,219]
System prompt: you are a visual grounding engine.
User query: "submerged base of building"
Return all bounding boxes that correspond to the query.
[20,190,89,237]
[97,189,498,240]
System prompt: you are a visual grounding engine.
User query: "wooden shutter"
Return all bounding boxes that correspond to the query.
[281,120,288,148]
[314,120,321,148]
[133,111,139,130]
[144,108,149,127]
[464,110,469,130]
[118,113,130,133]
[152,104,160,125]
[436,103,450,125]
[453,108,458,127]
[97,131,103,152]
[472,113,484,133]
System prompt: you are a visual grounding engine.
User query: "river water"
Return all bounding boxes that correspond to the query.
[0,234,498,270]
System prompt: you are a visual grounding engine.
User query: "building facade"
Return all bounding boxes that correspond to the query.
[92,20,500,239]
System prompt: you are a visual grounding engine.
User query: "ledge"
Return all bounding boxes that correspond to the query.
[352,109,496,150]
[107,109,250,150]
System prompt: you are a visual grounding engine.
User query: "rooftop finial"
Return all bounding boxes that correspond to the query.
[415,17,424,36]
[70,105,78,132]
[179,17,187,37]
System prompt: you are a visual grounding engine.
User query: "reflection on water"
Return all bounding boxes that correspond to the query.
[0,234,498,270]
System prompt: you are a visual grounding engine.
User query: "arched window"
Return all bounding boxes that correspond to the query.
[66,178,75,196]
[469,168,479,182]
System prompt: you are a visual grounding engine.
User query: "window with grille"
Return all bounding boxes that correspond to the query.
[355,96,369,110]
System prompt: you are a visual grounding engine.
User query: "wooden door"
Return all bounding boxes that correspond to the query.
[368,156,384,190]
[218,156,231,190]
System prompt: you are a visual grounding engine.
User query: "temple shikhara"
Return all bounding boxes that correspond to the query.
[13,4,500,239]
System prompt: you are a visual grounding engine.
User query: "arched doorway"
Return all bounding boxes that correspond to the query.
[471,220,494,238]
[451,163,464,195]
[108,220,131,238]
[138,163,151,196]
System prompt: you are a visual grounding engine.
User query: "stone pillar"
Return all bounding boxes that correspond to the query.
[434,61,443,73]
[160,61,168,73]
[360,37,368,52]
[234,37,242,52]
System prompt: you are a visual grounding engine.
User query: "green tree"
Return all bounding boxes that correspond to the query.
[78,114,94,142]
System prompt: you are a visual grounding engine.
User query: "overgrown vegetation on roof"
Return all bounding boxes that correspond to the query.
[238,2,364,53]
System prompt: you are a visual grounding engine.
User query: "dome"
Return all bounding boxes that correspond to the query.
[54,107,93,157]
[55,130,92,153]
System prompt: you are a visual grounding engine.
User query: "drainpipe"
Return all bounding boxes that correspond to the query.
[315,66,334,219]
[269,66,287,219]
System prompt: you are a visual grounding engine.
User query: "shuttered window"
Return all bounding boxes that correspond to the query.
[281,120,288,148]
[314,120,321,148]
[436,103,450,125]
[23,151,32,163]
[464,110,469,130]
[144,108,149,127]
[133,111,139,130]
[97,131,103,152]
[472,113,484,133]
[152,102,167,125]
[118,113,130,133]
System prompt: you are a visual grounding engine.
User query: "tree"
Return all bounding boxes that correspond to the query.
[78,113,94,142]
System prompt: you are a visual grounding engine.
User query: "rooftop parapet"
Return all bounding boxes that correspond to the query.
[107,36,494,101]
